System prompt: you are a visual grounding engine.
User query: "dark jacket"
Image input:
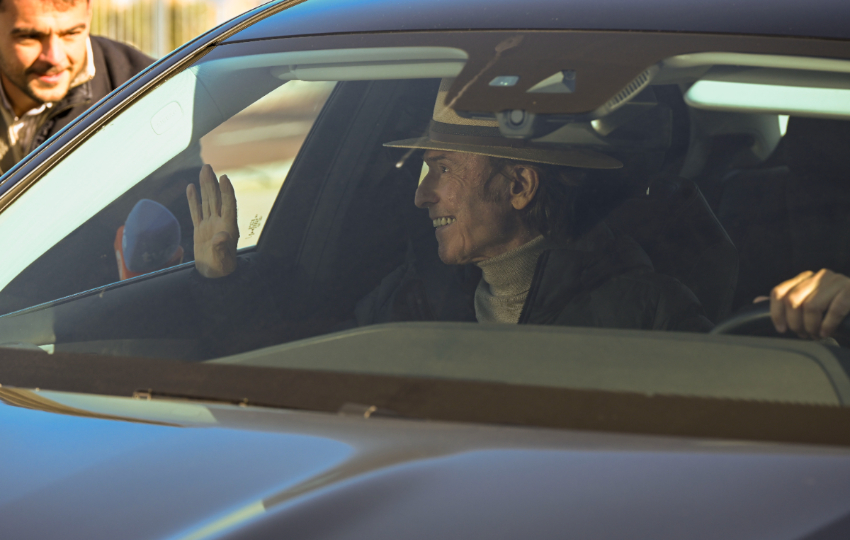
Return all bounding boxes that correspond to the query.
[191,223,711,357]
[0,36,153,172]
[354,223,713,332]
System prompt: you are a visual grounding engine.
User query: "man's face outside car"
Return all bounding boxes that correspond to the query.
[0,0,90,117]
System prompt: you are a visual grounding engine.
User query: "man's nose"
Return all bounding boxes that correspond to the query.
[40,34,67,66]
[414,177,437,208]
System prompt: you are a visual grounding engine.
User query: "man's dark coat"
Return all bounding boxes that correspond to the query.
[191,222,712,357]
[354,223,713,332]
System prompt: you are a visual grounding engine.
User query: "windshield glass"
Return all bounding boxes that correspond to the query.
[2,30,850,412]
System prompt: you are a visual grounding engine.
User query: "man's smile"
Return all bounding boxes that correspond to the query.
[432,216,456,228]
[30,66,67,85]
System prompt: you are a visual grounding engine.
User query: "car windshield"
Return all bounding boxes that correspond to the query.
[2,28,850,419]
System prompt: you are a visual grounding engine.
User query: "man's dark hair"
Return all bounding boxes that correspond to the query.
[0,0,82,11]
[487,157,593,241]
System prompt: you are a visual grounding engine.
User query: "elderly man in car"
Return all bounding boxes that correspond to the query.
[187,80,850,349]
[187,79,713,344]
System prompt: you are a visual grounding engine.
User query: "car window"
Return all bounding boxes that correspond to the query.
[0,52,342,314]
[1,31,850,409]
[200,80,336,249]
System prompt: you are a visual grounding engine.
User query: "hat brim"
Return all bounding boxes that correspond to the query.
[384,136,623,170]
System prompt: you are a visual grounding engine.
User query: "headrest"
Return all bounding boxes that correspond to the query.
[785,117,850,182]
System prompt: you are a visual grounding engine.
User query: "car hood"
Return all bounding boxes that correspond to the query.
[3,387,850,540]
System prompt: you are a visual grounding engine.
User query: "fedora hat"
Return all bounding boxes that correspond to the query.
[384,79,623,169]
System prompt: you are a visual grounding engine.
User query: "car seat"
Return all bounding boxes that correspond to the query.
[605,176,738,323]
[717,117,850,311]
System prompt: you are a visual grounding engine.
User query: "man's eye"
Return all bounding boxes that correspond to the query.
[440,166,448,173]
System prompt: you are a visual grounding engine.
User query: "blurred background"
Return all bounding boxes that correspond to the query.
[91,0,265,57]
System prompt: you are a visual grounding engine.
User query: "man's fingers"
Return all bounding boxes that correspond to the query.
[802,301,825,339]
[785,304,807,338]
[768,269,850,340]
[772,271,814,300]
[798,271,845,337]
[820,288,850,337]
[770,288,791,334]
[210,174,222,217]
[807,272,850,338]
[200,165,213,219]
[786,274,824,337]
[186,184,200,227]
[219,174,238,229]
[770,271,814,333]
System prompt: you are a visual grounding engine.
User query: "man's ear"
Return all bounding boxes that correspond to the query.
[509,165,539,210]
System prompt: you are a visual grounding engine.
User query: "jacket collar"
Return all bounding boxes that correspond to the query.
[54,77,94,115]
[518,221,654,324]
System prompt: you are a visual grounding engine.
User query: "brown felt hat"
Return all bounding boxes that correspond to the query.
[384,79,623,169]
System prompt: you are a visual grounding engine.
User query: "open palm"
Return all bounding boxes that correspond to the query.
[186,164,239,278]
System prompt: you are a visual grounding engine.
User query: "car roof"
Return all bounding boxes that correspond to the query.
[227,0,850,43]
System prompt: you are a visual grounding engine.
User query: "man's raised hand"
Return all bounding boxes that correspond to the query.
[186,164,239,278]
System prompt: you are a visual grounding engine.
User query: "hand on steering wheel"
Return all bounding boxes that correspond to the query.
[712,269,850,343]
[769,269,850,339]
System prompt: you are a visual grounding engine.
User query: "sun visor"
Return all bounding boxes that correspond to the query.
[195,47,468,82]
[684,66,850,119]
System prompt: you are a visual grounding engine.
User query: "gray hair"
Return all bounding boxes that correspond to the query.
[486,157,589,241]
[0,0,83,11]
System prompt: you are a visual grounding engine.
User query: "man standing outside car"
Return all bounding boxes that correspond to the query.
[0,0,152,173]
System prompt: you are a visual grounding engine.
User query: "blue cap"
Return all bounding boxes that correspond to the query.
[122,199,181,273]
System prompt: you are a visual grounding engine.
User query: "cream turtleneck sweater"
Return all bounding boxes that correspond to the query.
[474,235,548,323]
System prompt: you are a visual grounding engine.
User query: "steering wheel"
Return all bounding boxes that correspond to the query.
[711,302,850,345]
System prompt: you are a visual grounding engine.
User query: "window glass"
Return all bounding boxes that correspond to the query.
[200,80,336,249]
[0,49,343,314]
[0,68,202,296]
[0,31,849,409]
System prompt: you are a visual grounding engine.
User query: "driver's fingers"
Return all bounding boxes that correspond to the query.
[785,303,807,338]
[770,271,813,333]
[795,270,839,337]
[786,273,825,338]
[186,184,200,228]
[820,288,850,338]
[798,270,850,337]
